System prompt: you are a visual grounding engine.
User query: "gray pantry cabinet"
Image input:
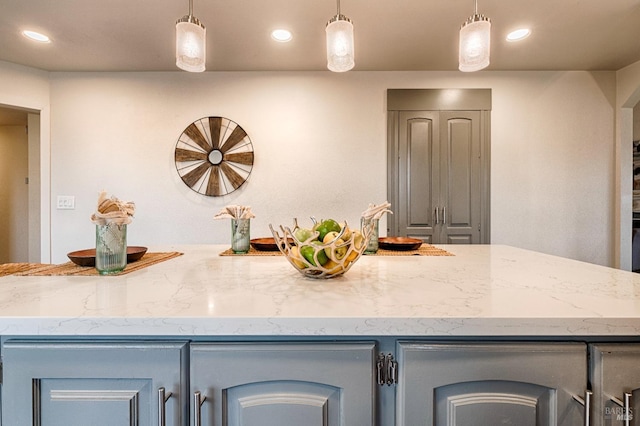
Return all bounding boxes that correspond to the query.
[2,339,640,426]
[386,89,491,244]
[391,110,484,244]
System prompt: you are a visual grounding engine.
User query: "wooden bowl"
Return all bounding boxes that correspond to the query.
[250,237,294,252]
[126,246,148,262]
[67,246,148,266]
[378,237,423,251]
[66,249,96,266]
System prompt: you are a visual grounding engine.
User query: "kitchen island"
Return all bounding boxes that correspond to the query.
[0,244,639,337]
[1,244,639,426]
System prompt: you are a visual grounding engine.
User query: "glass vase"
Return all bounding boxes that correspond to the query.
[363,218,379,254]
[231,218,251,253]
[95,223,127,275]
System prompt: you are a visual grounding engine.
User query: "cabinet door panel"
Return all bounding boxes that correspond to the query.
[227,381,339,426]
[398,111,440,242]
[39,379,146,426]
[396,342,587,426]
[591,344,640,426]
[1,340,187,426]
[436,380,549,426]
[190,342,376,426]
[440,111,481,244]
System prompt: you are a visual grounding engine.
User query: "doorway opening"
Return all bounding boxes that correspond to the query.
[0,105,41,263]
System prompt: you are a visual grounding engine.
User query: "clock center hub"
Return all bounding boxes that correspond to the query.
[208,149,223,165]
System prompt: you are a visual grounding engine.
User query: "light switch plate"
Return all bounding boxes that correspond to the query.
[56,195,75,210]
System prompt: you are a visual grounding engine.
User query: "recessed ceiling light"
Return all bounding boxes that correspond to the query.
[22,30,51,43]
[271,29,292,42]
[506,28,531,42]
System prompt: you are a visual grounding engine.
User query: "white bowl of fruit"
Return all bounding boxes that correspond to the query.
[270,217,375,279]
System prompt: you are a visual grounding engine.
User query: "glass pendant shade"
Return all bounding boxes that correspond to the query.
[458,15,491,72]
[326,16,355,72]
[176,16,206,72]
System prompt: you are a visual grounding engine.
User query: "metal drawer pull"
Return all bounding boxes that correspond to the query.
[441,207,446,224]
[434,207,439,225]
[194,391,206,426]
[611,392,633,426]
[573,390,592,426]
[158,387,172,426]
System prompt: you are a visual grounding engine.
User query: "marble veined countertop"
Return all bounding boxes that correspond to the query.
[1,244,639,337]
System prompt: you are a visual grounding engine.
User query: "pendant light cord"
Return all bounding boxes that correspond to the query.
[188,0,194,17]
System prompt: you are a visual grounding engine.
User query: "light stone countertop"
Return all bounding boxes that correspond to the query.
[1,244,639,337]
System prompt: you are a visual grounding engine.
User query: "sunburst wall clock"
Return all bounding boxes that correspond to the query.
[174,116,254,196]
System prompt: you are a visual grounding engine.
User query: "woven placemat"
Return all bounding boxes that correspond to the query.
[12,252,183,277]
[374,245,454,256]
[219,244,453,257]
[220,246,282,256]
[0,263,50,277]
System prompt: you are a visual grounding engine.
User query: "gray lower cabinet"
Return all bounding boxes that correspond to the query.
[3,339,639,426]
[396,342,588,426]
[1,340,188,426]
[189,342,376,426]
[591,344,640,426]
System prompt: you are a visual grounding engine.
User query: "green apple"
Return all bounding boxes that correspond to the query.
[289,246,307,269]
[315,219,341,242]
[294,227,314,242]
[300,242,329,266]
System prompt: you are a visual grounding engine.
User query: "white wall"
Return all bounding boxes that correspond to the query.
[46,70,616,266]
[0,126,28,262]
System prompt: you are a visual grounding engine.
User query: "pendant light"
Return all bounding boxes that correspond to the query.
[176,0,206,72]
[326,0,355,72]
[458,0,491,72]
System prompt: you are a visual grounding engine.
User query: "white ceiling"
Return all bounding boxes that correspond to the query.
[2,0,640,125]
[1,0,640,73]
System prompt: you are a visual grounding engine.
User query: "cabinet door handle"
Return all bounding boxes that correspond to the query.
[158,387,172,426]
[573,390,592,426]
[434,207,439,225]
[194,391,206,426]
[611,392,633,426]
[441,207,446,225]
